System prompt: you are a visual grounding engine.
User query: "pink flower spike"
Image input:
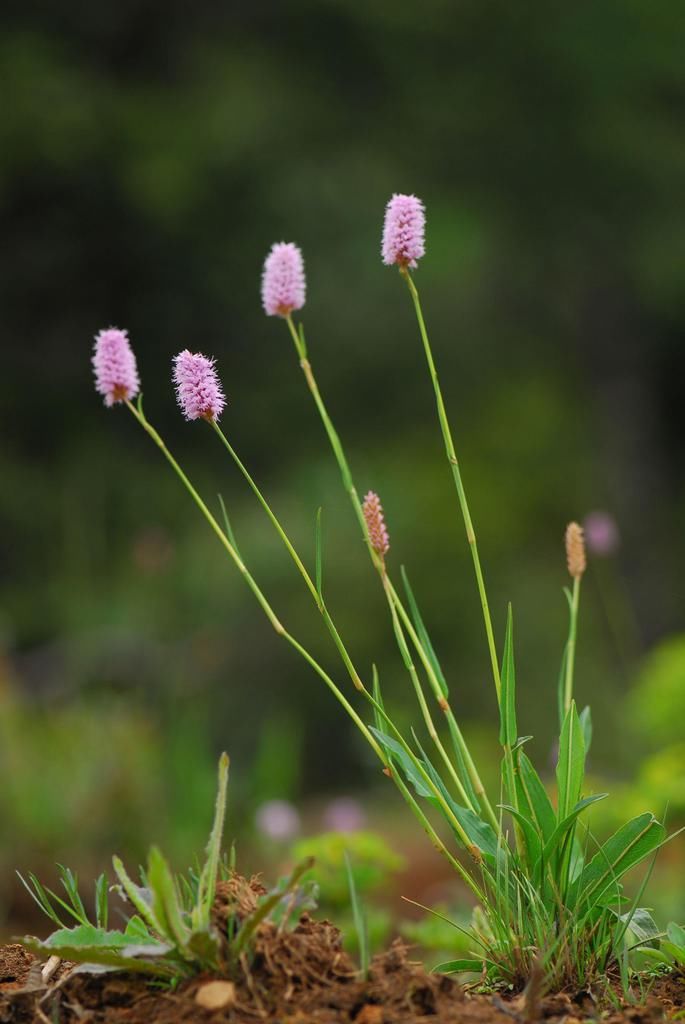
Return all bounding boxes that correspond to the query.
[261,242,306,317]
[92,327,140,407]
[173,349,226,422]
[382,193,426,269]
[363,491,390,556]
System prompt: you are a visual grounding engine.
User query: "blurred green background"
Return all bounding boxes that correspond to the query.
[2,2,684,941]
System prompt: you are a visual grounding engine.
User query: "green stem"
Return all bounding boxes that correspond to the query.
[210,421,364,693]
[564,576,581,717]
[401,269,502,704]
[123,400,492,895]
[285,314,500,835]
[285,314,501,838]
[385,576,501,835]
[124,400,382,762]
[380,570,475,812]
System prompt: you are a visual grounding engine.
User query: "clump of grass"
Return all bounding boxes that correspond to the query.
[19,755,315,979]
[89,195,681,992]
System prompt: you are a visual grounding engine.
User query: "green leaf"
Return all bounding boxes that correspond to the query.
[571,813,667,908]
[556,701,585,821]
[147,847,190,951]
[217,494,242,558]
[415,738,499,860]
[557,587,574,730]
[315,507,324,600]
[21,934,175,977]
[194,752,229,931]
[112,856,164,937]
[41,925,157,949]
[344,851,369,977]
[517,753,556,845]
[579,706,592,755]
[16,872,64,928]
[541,794,608,864]
[400,566,448,697]
[58,865,88,924]
[499,803,542,867]
[369,728,433,799]
[95,874,109,930]
[432,958,482,974]
[499,605,517,748]
[667,922,685,949]
[124,916,154,942]
[619,907,660,949]
[661,941,685,966]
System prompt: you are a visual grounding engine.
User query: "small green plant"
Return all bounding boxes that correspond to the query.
[19,755,315,979]
[91,196,681,991]
[638,922,685,971]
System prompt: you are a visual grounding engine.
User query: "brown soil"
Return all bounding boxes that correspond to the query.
[1,878,683,1023]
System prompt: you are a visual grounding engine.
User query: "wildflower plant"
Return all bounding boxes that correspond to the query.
[19,756,315,979]
[90,195,678,991]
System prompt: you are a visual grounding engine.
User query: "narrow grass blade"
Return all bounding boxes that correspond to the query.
[95,874,109,929]
[499,605,517,749]
[315,507,324,600]
[344,851,369,977]
[16,872,64,928]
[146,846,191,952]
[432,959,482,974]
[400,566,448,697]
[517,752,556,844]
[579,705,592,755]
[556,701,585,821]
[217,494,242,558]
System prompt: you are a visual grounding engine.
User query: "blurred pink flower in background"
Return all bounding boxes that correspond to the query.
[322,797,366,833]
[583,510,620,557]
[255,799,301,841]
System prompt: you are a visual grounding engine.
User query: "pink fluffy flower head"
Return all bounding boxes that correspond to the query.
[173,349,226,422]
[261,242,306,317]
[363,491,390,557]
[382,193,426,269]
[92,327,140,407]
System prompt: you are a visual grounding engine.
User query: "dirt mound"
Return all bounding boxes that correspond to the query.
[1,890,683,1024]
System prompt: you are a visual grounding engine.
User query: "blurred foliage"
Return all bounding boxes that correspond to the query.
[291,831,405,907]
[1,1,684,923]
[627,633,685,747]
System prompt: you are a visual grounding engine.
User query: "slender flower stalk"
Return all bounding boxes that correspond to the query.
[123,398,382,761]
[121,391,485,887]
[563,522,586,719]
[398,265,502,705]
[280,311,501,834]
